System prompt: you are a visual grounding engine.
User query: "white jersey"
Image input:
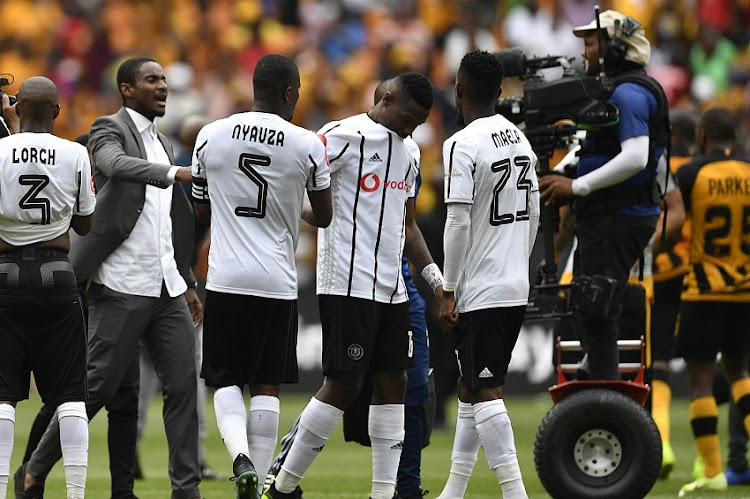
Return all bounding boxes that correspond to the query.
[316,113,418,304]
[192,111,330,299]
[444,114,540,312]
[0,133,95,246]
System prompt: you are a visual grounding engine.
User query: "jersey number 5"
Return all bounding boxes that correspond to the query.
[19,174,51,224]
[235,153,269,219]
[490,155,532,226]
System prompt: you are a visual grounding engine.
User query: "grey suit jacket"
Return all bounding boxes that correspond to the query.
[70,107,196,289]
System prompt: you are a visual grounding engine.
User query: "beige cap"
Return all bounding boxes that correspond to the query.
[573,10,650,67]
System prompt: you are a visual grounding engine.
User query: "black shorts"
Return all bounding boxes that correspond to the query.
[201,291,298,388]
[0,249,87,405]
[650,275,683,362]
[676,301,750,362]
[455,306,526,390]
[319,295,412,374]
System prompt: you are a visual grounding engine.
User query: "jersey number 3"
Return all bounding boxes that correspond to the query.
[19,174,51,225]
[235,153,269,219]
[490,155,532,226]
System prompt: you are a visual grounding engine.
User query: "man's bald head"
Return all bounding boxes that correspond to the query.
[17,76,59,125]
[179,115,210,152]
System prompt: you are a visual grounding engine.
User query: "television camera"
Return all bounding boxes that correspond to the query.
[493,47,621,317]
[0,73,17,106]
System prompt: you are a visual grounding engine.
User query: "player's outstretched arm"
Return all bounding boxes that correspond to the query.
[89,116,173,186]
[302,187,332,228]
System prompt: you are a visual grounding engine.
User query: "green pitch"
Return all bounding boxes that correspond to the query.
[10,391,750,497]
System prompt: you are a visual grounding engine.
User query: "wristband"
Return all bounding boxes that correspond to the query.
[421,263,444,292]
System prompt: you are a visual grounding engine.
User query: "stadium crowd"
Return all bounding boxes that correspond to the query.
[2,0,750,210]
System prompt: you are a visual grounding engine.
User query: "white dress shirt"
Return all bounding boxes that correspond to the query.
[94,108,186,298]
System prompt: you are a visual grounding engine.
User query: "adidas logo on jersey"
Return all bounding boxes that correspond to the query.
[478,367,494,379]
[368,153,383,162]
[312,445,325,452]
[391,441,404,450]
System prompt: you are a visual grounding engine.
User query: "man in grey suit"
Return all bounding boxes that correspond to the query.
[16,57,203,499]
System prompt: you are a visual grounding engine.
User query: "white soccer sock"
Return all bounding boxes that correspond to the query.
[275,397,343,493]
[58,401,88,499]
[369,404,404,499]
[0,404,15,499]
[436,401,480,499]
[473,399,527,499]
[247,395,280,493]
[214,386,251,465]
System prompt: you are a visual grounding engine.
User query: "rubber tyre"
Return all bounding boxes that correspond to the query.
[534,388,662,499]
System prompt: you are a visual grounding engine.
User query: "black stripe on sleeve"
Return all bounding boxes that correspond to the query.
[372,134,393,300]
[446,141,457,199]
[347,134,366,296]
[321,123,341,135]
[194,139,208,175]
[76,171,81,212]
[693,263,711,294]
[329,143,349,164]
[309,154,319,188]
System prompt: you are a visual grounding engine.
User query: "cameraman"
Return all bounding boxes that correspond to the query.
[538,10,666,380]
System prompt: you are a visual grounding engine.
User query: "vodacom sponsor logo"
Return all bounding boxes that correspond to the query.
[360,173,380,192]
[360,173,413,193]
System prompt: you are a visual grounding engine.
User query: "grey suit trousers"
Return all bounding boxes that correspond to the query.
[27,283,201,499]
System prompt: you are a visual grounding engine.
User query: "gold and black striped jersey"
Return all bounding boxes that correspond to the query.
[653,151,694,282]
[676,148,750,302]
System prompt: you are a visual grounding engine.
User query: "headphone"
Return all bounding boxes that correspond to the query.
[602,16,641,70]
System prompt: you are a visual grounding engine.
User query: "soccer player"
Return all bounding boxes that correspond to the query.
[191,54,332,499]
[263,72,441,499]
[674,107,750,495]
[436,50,539,499]
[0,77,95,499]
[266,79,433,499]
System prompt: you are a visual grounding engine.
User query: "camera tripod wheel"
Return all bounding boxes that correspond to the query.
[534,388,662,499]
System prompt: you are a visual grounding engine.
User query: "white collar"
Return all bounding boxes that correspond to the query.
[125,108,156,135]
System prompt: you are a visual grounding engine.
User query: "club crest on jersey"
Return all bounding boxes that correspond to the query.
[347,343,364,361]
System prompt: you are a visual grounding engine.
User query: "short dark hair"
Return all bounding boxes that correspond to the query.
[116,57,156,103]
[117,57,156,88]
[700,107,736,143]
[458,50,504,103]
[394,72,433,110]
[253,54,299,98]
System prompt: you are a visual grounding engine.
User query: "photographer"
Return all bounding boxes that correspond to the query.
[538,10,667,380]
